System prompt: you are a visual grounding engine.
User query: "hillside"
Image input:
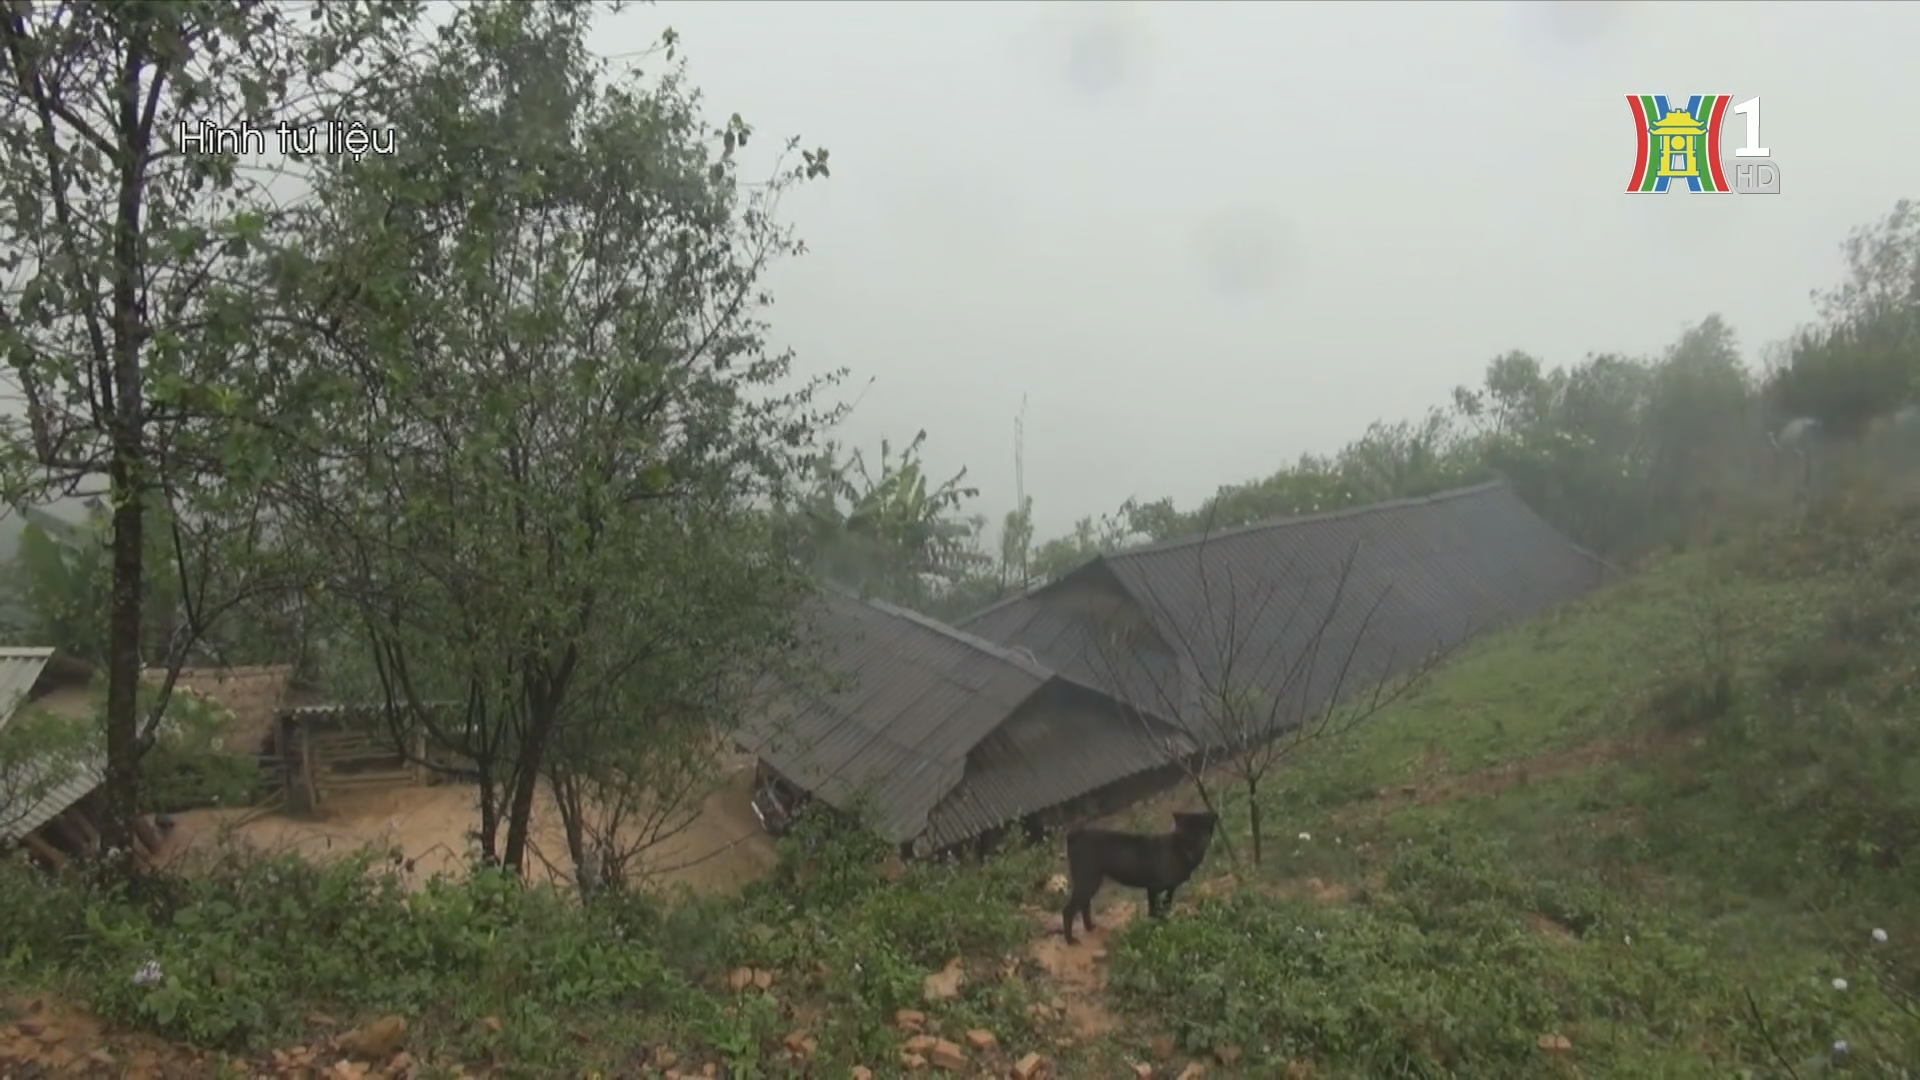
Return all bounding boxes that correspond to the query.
[1097,493,1920,1075]
[3,495,1918,1078]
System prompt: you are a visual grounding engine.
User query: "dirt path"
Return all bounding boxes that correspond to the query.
[1025,896,1134,1041]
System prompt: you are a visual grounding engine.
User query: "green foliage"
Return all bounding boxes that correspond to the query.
[0,796,1049,1072]
[137,688,261,814]
[0,853,699,1057]
[3,509,110,660]
[0,0,428,856]
[1767,199,1920,437]
[263,2,836,872]
[784,431,990,614]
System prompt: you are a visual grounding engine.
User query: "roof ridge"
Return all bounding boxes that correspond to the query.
[821,585,1062,682]
[957,482,1514,624]
[1108,480,1511,562]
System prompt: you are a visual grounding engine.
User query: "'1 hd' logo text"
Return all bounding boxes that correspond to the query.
[1625,94,1781,194]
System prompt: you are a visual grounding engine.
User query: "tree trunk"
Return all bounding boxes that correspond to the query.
[474,764,502,868]
[101,462,146,870]
[1246,777,1263,867]
[100,27,155,878]
[552,774,591,894]
[500,707,560,874]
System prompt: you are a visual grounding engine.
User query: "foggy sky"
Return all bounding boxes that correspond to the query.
[612,0,1920,537]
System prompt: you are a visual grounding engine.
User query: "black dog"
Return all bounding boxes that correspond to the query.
[1060,810,1218,944]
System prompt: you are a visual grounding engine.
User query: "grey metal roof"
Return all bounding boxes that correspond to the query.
[1,756,104,842]
[742,589,1178,845]
[923,707,1185,851]
[0,647,55,736]
[963,482,1610,746]
[0,647,100,842]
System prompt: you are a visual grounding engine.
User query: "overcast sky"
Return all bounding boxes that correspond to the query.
[599,0,1919,537]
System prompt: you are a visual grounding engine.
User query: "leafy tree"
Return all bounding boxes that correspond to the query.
[789,430,986,610]
[1031,509,1138,582]
[0,1,419,860]
[1767,200,1919,438]
[540,501,806,892]
[269,3,834,874]
[4,505,110,660]
[1643,314,1756,516]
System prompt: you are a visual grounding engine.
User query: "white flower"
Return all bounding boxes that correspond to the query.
[1297,832,1312,842]
[1833,1040,1850,1054]
[1872,928,1888,943]
[1623,934,1633,946]
[1832,977,1849,991]
[131,960,163,987]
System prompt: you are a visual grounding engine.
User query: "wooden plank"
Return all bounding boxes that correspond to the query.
[320,749,404,764]
[311,731,387,747]
[299,719,317,810]
[321,772,415,788]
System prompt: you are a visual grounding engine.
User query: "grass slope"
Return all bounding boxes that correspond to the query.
[1105,497,1920,1076]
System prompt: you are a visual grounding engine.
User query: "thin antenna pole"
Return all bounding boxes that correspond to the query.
[1014,394,1029,587]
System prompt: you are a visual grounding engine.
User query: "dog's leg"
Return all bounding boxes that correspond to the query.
[1063,884,1097,943]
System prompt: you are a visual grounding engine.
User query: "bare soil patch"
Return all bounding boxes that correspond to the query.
[1287,875,1353,905]
[1,995,211,1079]
[158,759,777,895]
[1025,898,1136,1040]
[1525,912,1580,943]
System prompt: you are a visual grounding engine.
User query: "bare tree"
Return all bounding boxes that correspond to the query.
[1088,530,1460,867]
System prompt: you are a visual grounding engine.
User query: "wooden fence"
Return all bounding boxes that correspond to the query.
[274,702,464,816]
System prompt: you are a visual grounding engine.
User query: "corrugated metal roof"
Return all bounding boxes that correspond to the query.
[962,482,1610,747]
[1,754,104,842]
[0,646,97,842]
[0,647,55,736]
[741,590,1066,843]
[923,708,1186,850]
